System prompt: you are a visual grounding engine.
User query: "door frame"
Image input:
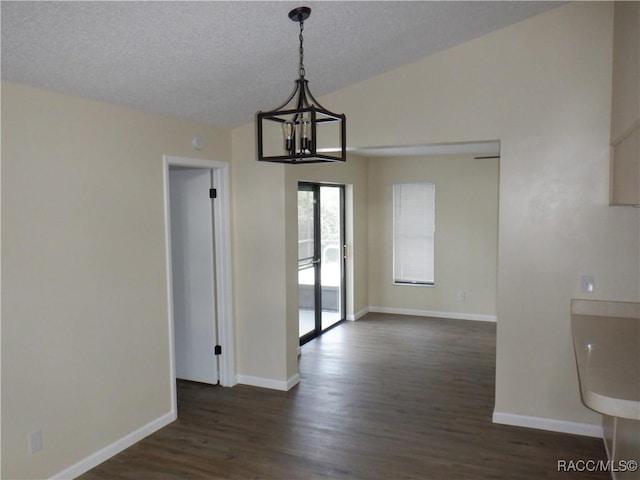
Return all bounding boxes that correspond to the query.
[298,182,346,345]
[163,155,236,411]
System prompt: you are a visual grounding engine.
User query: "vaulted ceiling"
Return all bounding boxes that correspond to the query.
[2,1,562,129]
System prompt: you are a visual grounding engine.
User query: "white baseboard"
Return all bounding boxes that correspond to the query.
[492,411,603,438]
[347,307,369,321]
[51,410,176,479]
[287,374,301,390]
[369,306,497,323]
[237,374,300,391]
[220,374,238,388]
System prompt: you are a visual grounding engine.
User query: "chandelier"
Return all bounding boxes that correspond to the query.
[256,6,346,164]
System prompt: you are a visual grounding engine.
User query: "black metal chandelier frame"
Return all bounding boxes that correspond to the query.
[257,6,346,164]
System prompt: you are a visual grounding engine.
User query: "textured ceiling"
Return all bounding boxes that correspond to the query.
[1,1,561,129]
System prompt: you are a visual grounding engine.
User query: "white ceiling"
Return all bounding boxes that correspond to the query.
[1,1,561,130]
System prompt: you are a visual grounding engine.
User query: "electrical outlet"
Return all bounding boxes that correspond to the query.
[457,290,466,301]
[581,275,595,294]
[28,430,43,454]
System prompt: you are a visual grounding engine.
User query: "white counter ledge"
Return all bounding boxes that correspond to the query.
[571,299,640,420]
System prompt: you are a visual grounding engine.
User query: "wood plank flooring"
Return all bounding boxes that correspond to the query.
[80,314,608,479]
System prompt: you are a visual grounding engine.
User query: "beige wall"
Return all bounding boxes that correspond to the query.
[1,82,230,478]
[3,1,639,477]
[230,123,290,385]
[368,154,498,318]
[610,0,639,142]
[229,139,370,386]
[230,136,371,386]
[321,1,639,426]
[233,1,639,429]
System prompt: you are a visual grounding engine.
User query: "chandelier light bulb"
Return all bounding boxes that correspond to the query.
[300,118,310,152]
[283,121,295,153]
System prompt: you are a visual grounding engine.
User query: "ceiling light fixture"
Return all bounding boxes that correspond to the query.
[257,6,346,164]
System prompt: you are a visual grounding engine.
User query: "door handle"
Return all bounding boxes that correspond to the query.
[298,257,319,269]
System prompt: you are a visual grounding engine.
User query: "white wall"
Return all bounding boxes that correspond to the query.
[1,82,230,479]
[368,154,499,320]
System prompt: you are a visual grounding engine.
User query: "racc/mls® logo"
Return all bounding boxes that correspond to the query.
[557,459,638,473]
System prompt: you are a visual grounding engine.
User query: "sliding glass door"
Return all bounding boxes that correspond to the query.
[298,185,317,339]
[298,183,345,345]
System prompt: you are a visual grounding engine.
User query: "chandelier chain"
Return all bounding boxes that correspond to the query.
[298,18,305,78]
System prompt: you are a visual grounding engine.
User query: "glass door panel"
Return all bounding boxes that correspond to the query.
[320,186,343,330]
[298,187,316,339]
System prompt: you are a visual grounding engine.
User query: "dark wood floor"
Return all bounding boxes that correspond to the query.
[81,313,608,479]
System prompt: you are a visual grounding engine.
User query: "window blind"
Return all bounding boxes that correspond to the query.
[393,183,435,285]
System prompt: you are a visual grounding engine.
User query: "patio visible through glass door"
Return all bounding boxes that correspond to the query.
[298,183,345,345]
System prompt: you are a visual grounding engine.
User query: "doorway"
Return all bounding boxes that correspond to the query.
[163,156,236,414]
[169,167,219,384]
[298,182,346,345]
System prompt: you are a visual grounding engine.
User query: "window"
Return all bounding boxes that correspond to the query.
[393,183,435,285]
